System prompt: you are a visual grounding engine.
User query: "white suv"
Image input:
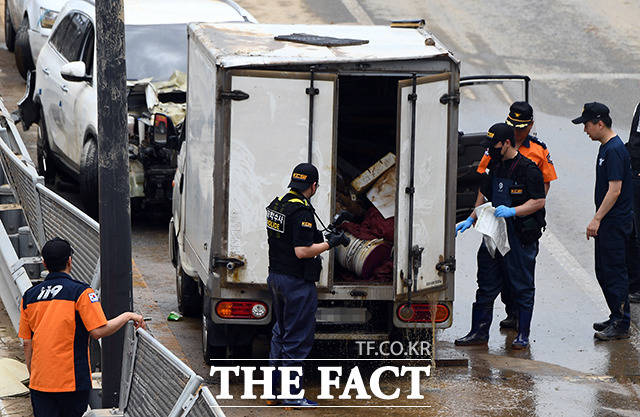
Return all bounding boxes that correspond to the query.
[5,0,66,79]
[19,0,255,216]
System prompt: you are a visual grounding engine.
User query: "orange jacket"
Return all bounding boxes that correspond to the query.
[477,135,558,183]
[19,272,107,392]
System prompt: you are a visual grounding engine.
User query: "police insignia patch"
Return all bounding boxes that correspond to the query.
[266,209,285,233]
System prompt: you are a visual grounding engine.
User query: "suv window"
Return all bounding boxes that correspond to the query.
[49,15,73,53]
[80,24,94,77]
[50,12,91,62]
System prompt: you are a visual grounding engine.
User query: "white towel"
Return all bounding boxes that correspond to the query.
[473,202,511,258]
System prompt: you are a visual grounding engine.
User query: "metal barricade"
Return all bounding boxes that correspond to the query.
[0,218,33,330]
[36,184,99,286]
[87,324,215,417]
[0,140,45,247]
[124,328,204,417]
[186,387,225,417]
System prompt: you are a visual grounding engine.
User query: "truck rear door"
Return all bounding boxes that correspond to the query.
[223,70,337,288]
[395,73,456,298]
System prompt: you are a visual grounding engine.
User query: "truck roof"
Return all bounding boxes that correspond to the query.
[188,23,456,68]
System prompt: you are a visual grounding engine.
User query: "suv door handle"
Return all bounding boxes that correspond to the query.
[60,85,68,93]
[42,67,50,76]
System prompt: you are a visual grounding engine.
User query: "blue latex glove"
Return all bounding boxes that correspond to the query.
[494,205,516,218]
[455,216,474,236]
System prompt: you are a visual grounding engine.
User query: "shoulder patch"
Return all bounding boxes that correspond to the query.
[529,136,548,150]
[301,221,313,228]
[88,292,99,303]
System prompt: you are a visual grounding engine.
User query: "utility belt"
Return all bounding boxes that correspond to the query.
[514,210,546,245]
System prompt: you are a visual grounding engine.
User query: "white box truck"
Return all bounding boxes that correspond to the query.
[168,21,529,361]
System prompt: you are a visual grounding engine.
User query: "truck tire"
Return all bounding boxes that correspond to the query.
[4,2,16,52]
[80,139,99,218]
[176,251,202,317]
[202,297,226,364]
[14,17,34,80]
[36,110,56,185]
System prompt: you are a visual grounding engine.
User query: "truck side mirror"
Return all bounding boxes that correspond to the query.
[60,61,91,83]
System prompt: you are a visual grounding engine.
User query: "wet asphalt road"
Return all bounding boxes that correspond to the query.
[2,0,640,416]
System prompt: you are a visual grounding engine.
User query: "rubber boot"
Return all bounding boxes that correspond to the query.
[455,303,492,346]
[511,309,532,350]
[499,312,518,330]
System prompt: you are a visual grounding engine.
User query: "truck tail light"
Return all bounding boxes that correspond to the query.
[216,301,268,319]
[396,303,449,323]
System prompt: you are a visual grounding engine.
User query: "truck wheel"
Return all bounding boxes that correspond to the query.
[176,252,202,317]
[4,2,16,52]
[14,17,34,80]
[80,139,99,218]
[36,111,56,185]
[202,297,227,364]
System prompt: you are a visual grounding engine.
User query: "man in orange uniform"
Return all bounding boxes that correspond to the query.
[19,238,146,417]
[476,102,558,329]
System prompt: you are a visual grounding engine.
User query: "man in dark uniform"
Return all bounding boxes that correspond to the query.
[456,123,546,349]
[625,102,640,303]
[266,163,347,407]
[573,102,633,340]
[476,102,557,330]
[19,238,146,417]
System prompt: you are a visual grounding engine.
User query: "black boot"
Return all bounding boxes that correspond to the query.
[499,314,518,330]
[594,322,630,341]
[592,319,611,331]
[511,309,532,350]
[455,303,492,346]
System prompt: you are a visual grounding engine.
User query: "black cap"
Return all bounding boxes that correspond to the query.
[572,102,610,124]
[41,237,74,271]
[487,122,514,144]
[506,101,533,128]
[288,163,319,191]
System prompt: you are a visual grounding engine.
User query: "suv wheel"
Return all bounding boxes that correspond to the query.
[80,139,99,218]
[4,2,16,52]
[36,111,56,185]
[176,251,202,317]
[14,16,34,80]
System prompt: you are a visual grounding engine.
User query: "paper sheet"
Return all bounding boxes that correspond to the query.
[473,202,510,257]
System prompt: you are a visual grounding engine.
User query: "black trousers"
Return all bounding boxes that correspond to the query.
[595,219,631,329]
[30,389,90,417]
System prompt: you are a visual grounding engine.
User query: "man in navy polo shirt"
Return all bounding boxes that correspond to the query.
[573,102,633,340]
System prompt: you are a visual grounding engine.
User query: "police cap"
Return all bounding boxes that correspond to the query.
[487,122,514,145]
[506,101,533,128]
[288,163,319,191]
[572,102,610,124]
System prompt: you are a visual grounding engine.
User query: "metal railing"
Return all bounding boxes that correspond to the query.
[0,100,100,291]
[87,324,224,417]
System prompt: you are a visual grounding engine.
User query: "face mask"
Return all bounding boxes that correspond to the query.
[488,145,503,160]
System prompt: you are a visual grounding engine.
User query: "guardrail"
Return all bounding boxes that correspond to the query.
[87,324,224,417]
[0,99,100,300]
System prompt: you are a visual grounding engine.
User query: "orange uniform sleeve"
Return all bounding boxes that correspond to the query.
[476,153,491,174]
[76,288,108,331]
[18,299,32,339]
[538,148,558,183]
